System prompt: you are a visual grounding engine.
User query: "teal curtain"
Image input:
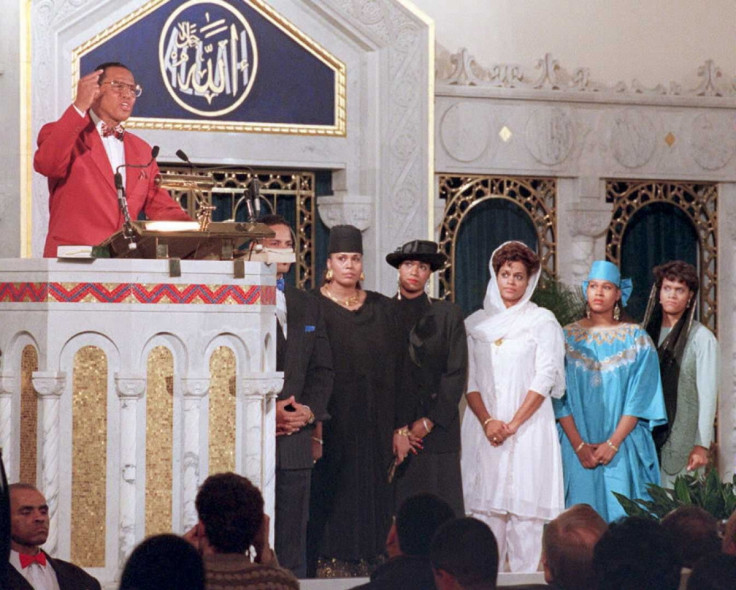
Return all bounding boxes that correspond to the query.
[454,199,537,317]
[620,202,698,322]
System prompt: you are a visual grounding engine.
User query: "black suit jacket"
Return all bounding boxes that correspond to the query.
[396,296,468,453]
[277,286,334,469]
[8,552,101,590]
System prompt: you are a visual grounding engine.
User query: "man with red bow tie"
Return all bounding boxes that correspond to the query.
[34,62,191,257]
[8,483,100,590]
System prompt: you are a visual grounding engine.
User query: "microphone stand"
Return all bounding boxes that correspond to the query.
[175,150,271,221]
[114,146,160,251]
[114,171,137,250]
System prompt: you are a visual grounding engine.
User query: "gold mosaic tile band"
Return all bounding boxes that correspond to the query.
[145,346,174,536]
[19,345,38,485]
[208,347,236,474]
[71,346,107,567]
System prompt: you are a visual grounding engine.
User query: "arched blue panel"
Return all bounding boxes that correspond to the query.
[621,202,698,322]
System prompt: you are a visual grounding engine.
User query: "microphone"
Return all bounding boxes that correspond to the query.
[114,146,160,249]
[115,145,160,185]
[176,149,192,166]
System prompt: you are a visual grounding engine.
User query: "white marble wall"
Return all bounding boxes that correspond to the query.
[435,49,736,479]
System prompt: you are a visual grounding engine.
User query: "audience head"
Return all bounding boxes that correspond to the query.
[594,516,681,590]
[542,503,608,590]
[430,517,498,590]
[387,493,455,558]
[721,508,736,555]
[686,553,736,590]
[119,534,205,590]
[661,505,720,568]
[195,472,263,554]
[9,483,49,553]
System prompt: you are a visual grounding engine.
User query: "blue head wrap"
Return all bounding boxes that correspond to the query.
[582,260,633,306]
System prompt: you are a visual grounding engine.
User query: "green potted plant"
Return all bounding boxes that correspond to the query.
[614,469,736,521]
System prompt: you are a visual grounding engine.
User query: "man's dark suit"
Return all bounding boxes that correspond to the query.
[8,552,101,590]
[275,286,333,578]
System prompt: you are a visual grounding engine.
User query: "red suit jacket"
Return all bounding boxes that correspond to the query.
[35,105,191,257]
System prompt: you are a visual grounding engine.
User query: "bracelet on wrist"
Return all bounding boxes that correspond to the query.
[606,439,619,452]
[482,416,494,427]
[422,418,431,433]
[395,427,410,437]
[575,441,586,453]
[311,436,323,445]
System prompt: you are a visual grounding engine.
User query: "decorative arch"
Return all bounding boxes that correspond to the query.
[437,174,557,303]
[605,180,717,332]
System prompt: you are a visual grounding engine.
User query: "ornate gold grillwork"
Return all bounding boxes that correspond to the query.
[159,165,316,289]
[438,175,557,301]
[605,180,717,332]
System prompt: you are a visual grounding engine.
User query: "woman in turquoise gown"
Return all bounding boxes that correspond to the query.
[554,261,666,522]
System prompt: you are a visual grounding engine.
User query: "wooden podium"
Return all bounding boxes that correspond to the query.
[0,257,282,585]
[99,220,275,260]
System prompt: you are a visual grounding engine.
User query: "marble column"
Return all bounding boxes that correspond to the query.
[115,374,146,563]
[0,372,17,475]
[32,371,67,555]
[180,376,210,531]
[241,372,283,528]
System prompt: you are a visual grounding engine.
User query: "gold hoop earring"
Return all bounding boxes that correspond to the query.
[360,272,366,282]
[326,269,333,282]
[613,302,621,321]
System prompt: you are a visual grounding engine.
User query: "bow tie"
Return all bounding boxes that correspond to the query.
[19,552,47,568]
[101,122,125,141]
[276,278,285,292]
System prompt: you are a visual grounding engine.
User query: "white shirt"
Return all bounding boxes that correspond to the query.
[10,549,61,590]
[73,105,126,187]
[276,287,287,338]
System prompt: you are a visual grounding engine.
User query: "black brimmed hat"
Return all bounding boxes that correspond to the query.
[385,240,447,271]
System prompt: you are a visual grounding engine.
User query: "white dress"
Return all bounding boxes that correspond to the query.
[461,309,565,520]
[460,242,565,523]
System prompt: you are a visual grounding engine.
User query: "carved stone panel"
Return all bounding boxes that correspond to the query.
[525,107,575,166]
[610,109,657,169]
[439,101,493,163]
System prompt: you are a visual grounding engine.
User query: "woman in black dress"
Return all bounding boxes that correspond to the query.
[308,225,403,577]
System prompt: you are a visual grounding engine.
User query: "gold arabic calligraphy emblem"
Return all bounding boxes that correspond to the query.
[159,0,258,117]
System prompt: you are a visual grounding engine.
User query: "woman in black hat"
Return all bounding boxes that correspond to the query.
[386,240,467,518]
[308,225,404,576]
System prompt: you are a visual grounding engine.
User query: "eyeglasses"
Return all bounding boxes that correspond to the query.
[101,80,143,98]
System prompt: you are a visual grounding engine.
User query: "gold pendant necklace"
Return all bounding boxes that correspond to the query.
[322,286,361,308]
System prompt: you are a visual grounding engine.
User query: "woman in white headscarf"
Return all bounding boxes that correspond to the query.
[460,241,565,573]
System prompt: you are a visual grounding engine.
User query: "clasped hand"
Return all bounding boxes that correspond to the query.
[275,396,312,436]
[484,419,516,447]
[577,442,616,468]
[393,428,423,464]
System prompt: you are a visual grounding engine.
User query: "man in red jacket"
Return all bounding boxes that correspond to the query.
[34,62,191,257]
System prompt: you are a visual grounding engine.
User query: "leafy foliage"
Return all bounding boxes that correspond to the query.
[531,276,585,327]
[615,470,736,520]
